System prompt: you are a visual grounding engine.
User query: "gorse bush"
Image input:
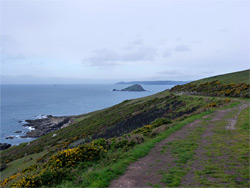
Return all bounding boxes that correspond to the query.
[131,117,172,136]
[2,120,172,187]
[151,117,172,128]
[171,81,250,98]
[48,144,105,169]
[132,125,153,136]
[205,102,217,108]
[0,136,140,187]
[10,168,68,187]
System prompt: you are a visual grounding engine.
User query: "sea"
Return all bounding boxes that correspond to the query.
[1,84,174,146]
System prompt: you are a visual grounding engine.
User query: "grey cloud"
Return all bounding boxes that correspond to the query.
[121,46,157,61]
[1,35,25,62]
[163,49,172,57]
[174,45,190,52]
[84,46,157,68]
[220,27,228,32]
[162,45,190,58]
[83,49,120,68]
[88,49,119,62]
[123,39,144,51]
[1,54,25,62]
[157,70,180,75]
[192,40,202,44]
[132,39,143,45]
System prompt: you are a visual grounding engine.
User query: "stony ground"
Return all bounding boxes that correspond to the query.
[109,101,249,188]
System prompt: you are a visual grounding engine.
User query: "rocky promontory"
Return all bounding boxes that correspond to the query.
[21,116,73,138]
[113,84,146,92]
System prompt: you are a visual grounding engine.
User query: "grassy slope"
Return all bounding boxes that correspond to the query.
[1,91,220,174]
[58,101,245,188]
[1,150,47,180]
[0,91,166,161]
[58,109,216,188]
[1,70,248,186]
[192,69,249,84]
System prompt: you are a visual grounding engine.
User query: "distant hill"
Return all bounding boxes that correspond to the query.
[116,81,189,85]
[192,69,250,84]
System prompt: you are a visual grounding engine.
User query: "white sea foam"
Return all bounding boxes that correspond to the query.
[19,120,28,124]
[6,135,21,139]
[35,114,48,119]
[26,126,35,131]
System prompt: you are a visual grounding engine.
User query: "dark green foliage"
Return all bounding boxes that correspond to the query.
[2,132,140,187]
[132,125,152,136]
[110,139,129,149]
[151,117,172,128]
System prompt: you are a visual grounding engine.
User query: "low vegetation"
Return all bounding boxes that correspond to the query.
[1,94,227,187]
[171,80,249,98]
[1,102,223,187]
[191,69,249,84]
[1,92,223,164]
[1,70,249,187]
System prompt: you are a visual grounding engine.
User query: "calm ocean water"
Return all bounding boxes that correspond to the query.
[1,84,173,145]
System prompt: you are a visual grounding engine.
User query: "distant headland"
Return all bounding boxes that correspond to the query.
[116,81,189,85]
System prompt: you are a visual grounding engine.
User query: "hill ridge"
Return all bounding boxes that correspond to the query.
[192,69,249,84]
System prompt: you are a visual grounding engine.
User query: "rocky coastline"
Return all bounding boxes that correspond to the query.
[4,115,74,141]
[1,115,75,151]
[20,115,74,138]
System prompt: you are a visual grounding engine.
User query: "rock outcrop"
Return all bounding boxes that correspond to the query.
[21,116,73,138]
[0,143,11,150]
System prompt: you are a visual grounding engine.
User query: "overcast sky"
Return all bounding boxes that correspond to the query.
[1,0,249,84]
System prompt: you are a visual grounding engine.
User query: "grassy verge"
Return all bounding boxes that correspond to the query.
[57,110,215,188]
[236,106,249,130]
[1,150,47,180]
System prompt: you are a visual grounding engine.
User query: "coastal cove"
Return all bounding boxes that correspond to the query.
[1,84,172,146]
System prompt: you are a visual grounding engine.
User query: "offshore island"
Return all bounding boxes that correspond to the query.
[112,84,146,91]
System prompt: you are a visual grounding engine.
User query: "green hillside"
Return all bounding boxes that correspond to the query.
[192,69,250,84]
[171,69,250,98]
[1,70,249,187]
[1,92,218,163]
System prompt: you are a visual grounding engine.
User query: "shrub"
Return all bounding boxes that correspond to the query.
[48,143,105,169]
[205,102,217,108]
[151,117,172,128]
[132,125,152,136]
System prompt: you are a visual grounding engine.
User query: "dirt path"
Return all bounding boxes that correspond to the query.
[109,101,249,188]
